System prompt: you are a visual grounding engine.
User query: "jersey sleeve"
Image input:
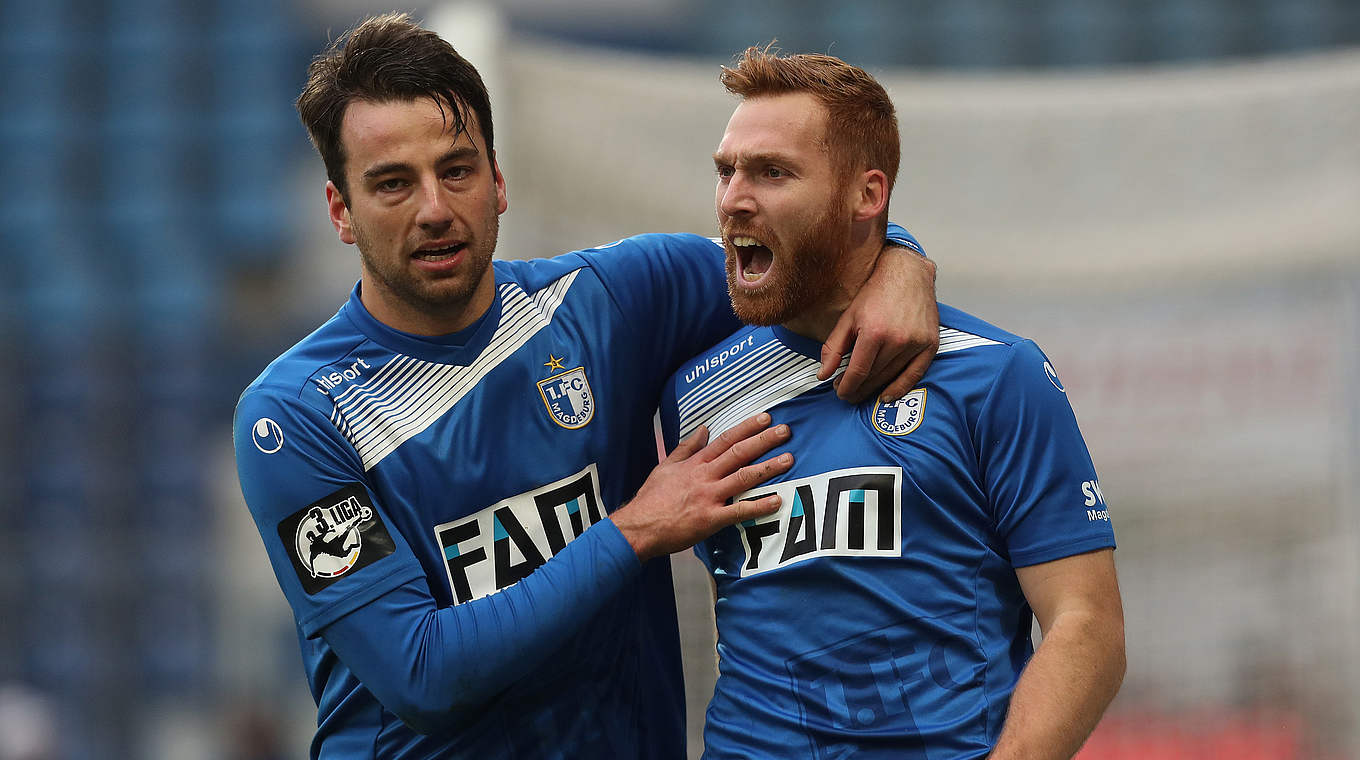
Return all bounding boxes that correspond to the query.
[582,233,740,382]
[237,384,647,731]
[885,222,925,257]
[320,518,642,732]
[234,386,426,637]
[974,341,1115,567]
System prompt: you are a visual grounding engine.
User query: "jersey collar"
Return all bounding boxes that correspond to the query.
[341,281,501,365]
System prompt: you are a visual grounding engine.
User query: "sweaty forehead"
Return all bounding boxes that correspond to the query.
[343,97,481,148]
[717,92,829,160]
[340,97,484,174]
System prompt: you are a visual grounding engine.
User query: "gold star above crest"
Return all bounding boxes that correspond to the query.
[544,354,566,371]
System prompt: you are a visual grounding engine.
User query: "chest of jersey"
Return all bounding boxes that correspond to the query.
[335,290,653,608]
[703,379,992,587]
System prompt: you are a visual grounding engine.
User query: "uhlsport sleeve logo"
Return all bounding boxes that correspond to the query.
[277,483,396,594]
[251,417,285,453]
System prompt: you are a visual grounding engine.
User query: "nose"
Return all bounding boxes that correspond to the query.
[414,178,455,233]
[717,172,756,219]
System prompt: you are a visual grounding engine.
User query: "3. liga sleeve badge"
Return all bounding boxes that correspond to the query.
[872,388,927,436]
[537,367,595,429]
[277,483,396,594]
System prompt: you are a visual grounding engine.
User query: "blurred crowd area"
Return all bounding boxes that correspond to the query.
[2,0,1358,758]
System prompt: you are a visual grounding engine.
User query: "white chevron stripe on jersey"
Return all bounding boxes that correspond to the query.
[678,325,1002,440]
[938,327,1002,354]
[677,338,790,419]
[678,340,845,441]
[330,270,581,470]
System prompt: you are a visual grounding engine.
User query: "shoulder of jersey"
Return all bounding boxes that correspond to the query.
[240,310,370,411]
[930,303,1048,394]
[936,304,1028,358]
[671,325,770,396]
[493,253,588,294]
[573,232,722,260]
[502,231,722,294]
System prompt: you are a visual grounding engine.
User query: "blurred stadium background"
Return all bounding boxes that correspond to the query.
[2,0,1358,757]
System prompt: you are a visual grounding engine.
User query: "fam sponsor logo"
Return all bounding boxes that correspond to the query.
[277,483,396,595]
[538,367,595,429]
[871,389,926,436]
[1081,479,1110,522]
[434,464,606,604]
[734,466,902,577]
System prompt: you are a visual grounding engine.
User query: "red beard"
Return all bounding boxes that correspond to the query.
[723,198,849,327]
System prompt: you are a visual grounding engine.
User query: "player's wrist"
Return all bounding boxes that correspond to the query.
[606,508,660,563]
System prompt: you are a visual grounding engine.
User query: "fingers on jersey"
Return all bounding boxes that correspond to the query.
[613,413,793,562]
[691,411,772,463]
[879,339,938,403]
[830,309,940,404]
[817,327,853,383]
[706,417,789,474]
[722,451,793,498]
[666,422,711,460]
[820,246,940,403]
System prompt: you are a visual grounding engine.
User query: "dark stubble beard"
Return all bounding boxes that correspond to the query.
[725,197,850,327]
[354,197,500,321]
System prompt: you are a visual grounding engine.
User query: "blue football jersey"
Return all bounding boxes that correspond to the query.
[657,305,1116,760]
[234,233,739,759]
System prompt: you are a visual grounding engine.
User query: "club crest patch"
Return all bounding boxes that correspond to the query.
[537,367,595,429]
[872,388,927,436]
[277,483,396,594]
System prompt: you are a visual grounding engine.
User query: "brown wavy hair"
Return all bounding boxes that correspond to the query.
[296,12,494,200]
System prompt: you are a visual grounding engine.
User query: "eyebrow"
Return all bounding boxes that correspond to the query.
[362,146,482,180]
[712,150,801,168]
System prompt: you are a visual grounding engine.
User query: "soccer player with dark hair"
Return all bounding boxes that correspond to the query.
[658,47,1125,759]
[234,14,940,758]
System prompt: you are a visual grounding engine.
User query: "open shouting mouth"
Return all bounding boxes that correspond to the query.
[729,235,774,286]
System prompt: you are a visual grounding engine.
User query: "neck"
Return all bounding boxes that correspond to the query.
[780,222,881,343]
[359,274,496,336]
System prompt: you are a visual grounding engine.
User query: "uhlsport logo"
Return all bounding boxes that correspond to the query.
[733,466,902,577]
[538,367,595,429]
[434,464,605,604]
[251,417,285,453]
[1044,361,1066,393]
[278,484,396,594]
[871,389,926,436]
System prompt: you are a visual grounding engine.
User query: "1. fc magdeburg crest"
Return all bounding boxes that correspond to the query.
[872,388,927,436]
[538,367,595,429]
